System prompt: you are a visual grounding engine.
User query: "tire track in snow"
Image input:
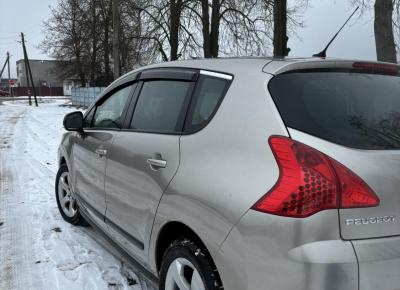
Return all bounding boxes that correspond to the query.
[0,107,21,289]
[0,107,43,290]
[0,160,16,290]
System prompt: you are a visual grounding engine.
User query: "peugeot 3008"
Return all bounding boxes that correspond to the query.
[56,58,400,290]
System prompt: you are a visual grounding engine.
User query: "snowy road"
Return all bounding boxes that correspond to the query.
[0,99,153,290]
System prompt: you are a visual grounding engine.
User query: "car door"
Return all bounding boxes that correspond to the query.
[104,68,197,262]
[72,83,135,227]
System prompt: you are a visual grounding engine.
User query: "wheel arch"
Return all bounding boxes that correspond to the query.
[59,156,67,166]
[154,221,211,273]
[58,143,71,170]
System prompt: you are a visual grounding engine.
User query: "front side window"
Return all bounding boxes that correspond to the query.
[92,84,134,129]
[130,80,192,133]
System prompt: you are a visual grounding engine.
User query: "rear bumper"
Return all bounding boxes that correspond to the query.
[216,210,358,290]
[353,236,400,290]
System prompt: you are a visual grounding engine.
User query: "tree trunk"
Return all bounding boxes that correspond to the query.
[76,55,86,86]
[273,0,289,57]
[374,0,397,63]
[71,0,85,86]
[90,0,97,86]
[210,0,220,58]
[201,0,211,58]
[113,0,121,78]
[104,14,112,84]
[169,0,182,60]
[136,10,142,64]
[74,44,85,85]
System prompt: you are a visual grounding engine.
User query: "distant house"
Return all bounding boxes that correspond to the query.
[16,59,64,88]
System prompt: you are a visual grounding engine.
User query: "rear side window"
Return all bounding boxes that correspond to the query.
[269,71,400,150]
[130,80,192,133]
[184,75,231,132]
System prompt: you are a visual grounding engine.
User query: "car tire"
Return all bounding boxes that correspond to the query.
[159,237,223,290]
[55,164,87,226]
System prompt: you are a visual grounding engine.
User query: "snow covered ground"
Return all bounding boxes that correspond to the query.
[0,99,155,290]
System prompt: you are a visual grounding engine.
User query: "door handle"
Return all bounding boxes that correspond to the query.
[95,148,108,157]
[147,158,167,169]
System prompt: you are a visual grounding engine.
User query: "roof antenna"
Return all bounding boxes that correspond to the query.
[313,6,360,58]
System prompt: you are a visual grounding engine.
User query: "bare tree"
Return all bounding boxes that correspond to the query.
[352,0,397,63]
[113,0,121,78]
[42,0,89,85]
[99,0,113,84]
[90,0,99,85]
[41,0,308,86]
[127,0,201,61]
[206,0,221,58]
[42,0,117,86]
[194,0,308,58]
[273,0,289,57]
[375,0,397,62]
[126,0,276,60]
[170,0,184,60]
[184,0,276,58]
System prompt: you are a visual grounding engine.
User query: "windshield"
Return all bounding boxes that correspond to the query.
[269,71,400,150]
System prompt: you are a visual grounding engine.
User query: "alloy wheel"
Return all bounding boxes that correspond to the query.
[58,171,77,218]
[164,257,205,290]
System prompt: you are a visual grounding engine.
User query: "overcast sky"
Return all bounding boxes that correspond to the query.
[0,0,376,78]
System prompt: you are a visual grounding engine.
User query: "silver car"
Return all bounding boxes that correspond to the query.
[56,58,400,290]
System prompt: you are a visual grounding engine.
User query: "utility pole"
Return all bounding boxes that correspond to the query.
[21,32,38,107]
[0,53,9,80]
[0,52,12,96]
[7,52,11,96]
[21,33,32,106]
[112,0,121,79]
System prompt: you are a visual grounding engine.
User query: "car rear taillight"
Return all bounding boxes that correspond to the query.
[252,136,380,218]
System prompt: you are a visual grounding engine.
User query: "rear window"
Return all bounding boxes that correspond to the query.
[269,71,400,150]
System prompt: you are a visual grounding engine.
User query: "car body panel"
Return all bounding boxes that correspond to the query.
[71,130,115,225]
[217,209,358,290]
[353,236,400,290]
[104,131,181,264]
[149,71,289,270]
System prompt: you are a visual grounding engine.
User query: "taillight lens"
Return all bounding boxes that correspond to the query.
[252,136,380,218]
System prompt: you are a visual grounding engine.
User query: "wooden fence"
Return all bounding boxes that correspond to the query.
[11,87,64,97]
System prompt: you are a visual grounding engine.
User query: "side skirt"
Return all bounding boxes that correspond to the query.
[76,199,159,288]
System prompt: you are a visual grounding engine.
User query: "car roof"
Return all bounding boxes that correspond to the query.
[136,57,273,75]
[119,57,398,82]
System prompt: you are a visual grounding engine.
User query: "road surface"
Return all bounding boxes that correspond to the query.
[0,99,154,290]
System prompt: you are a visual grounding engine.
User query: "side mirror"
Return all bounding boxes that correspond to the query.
[63,111,84,132]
